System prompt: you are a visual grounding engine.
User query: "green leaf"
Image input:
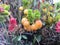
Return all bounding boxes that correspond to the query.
[22,35,27,39]
[34,35,41,43]
[12,36,17,41]
[18,36,22,41]
[22,0,33,8]
[55,13,60,22]
[0,15,5,22]
[12,36,22,42]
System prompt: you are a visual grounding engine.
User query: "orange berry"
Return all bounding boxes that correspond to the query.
[35,20,42,29]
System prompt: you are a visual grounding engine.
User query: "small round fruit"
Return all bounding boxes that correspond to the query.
[23,21,30,27]
[42,8,47,13]
[48,16,53,24]
[19,6,23,11]
[42,15,46,21]
[21,18,28,24]
[35,20,42,29]
[24,9,28,15]
[31,24,37,31]
[24,26,27,30]
[49,6,53,11]
[47,12,50,15]
[26,25,31,31]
